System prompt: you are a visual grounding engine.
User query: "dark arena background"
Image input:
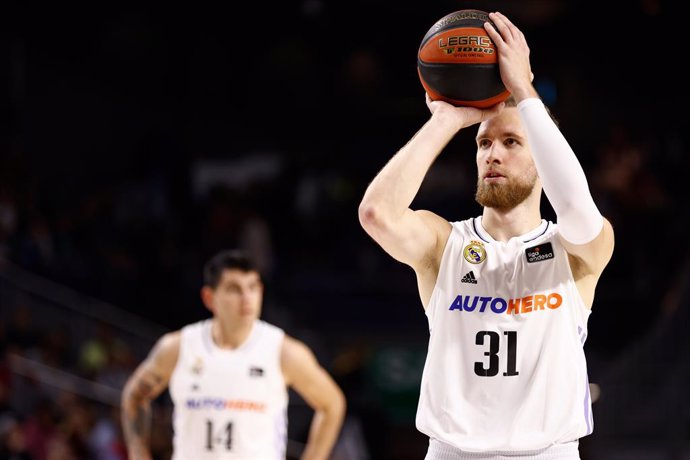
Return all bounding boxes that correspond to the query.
[1,1,688,458]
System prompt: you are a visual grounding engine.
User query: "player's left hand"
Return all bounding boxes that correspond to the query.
[484,12,534,99]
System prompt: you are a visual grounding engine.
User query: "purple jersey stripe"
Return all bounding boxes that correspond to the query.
[584,376,593,435]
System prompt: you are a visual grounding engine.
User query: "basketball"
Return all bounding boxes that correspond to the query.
[417,9,510,108]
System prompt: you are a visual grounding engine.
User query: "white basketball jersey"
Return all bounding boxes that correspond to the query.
[416,216,593,452]
[168,319,288,460]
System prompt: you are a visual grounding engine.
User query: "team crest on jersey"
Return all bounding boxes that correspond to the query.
[191,357,204,375]
[463,240,486,264]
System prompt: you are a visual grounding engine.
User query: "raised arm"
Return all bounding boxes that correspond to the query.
[358,97,504,304]
[485,11,615,306]
[121,331,180,460]
[281,335,346,460]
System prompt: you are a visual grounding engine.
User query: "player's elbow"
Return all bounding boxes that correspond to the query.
[121,377,150,410]
[333,386,346,415]
[325,385,347,425]
[358,200,389,234]
[120,379,139,408]
[358,201,376,228]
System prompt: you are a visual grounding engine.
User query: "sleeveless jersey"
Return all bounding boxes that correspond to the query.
[168,319,288,460]
[416,216,593,452]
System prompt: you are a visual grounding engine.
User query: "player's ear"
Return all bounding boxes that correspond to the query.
[201,286,215,314]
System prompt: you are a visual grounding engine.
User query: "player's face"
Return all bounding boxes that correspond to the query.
[474,107,538,210]
[209,269,263,323]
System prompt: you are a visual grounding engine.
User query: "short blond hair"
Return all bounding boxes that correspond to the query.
[505,95,559,127]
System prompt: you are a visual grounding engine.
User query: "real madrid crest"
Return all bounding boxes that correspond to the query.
[191,357,204,375]
[463,240,486,264]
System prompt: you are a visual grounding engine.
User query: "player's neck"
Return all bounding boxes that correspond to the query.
[481,202,542,242]
[211,318,254,349]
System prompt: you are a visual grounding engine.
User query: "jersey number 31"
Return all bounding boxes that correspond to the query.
[474,330,519,377]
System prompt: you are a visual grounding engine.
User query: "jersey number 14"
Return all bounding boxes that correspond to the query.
[206,420,232,451]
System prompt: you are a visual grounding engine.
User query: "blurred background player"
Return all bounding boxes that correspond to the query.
[120,249,346,460]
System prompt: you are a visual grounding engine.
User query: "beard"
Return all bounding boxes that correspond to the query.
[475,168,538,210]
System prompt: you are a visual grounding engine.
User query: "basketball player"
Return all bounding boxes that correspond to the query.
[358,11,614,460]
[121,249,346,460]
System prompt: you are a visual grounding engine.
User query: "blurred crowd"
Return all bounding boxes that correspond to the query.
[0,306,150,459]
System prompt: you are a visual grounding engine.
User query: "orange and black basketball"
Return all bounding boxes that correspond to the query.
[417,9,510,108]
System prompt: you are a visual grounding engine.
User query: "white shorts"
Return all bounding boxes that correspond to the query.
[424,438,580,460]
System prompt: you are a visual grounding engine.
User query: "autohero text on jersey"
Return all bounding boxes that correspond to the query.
[448,292,563,314]
[185,398,266,412]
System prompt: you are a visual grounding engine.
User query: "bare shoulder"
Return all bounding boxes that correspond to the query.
[154,330,182,356]
[281,334,315,365]
[146,330,182,373]
[122,330,182,401]
[280,335,324,385]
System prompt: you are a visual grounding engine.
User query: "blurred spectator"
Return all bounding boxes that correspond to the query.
[22,398,57,460]
[55,395,93,460]
[0,186,18,261]
[95,341,135,390]
[88,406,126,460]
[27,325,71,371]
[0,415,32,460]
[591,121,679,285]
[200,185,275,281]
[4,304,39,357]
[591,122,668,219]
[78,322,121,380]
